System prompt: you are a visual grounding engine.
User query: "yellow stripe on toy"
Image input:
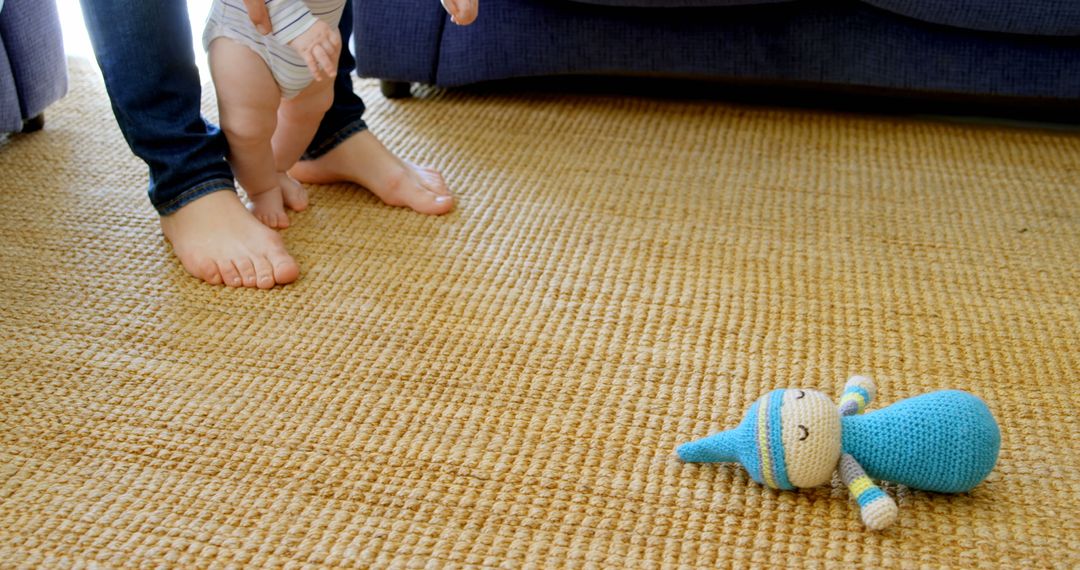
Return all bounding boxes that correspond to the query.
[757,393,777,488]
[840,392,867,414]
[849,475,874,498]
[839,376,876,416]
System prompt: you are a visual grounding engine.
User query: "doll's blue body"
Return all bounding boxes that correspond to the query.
[841,390,1000,493]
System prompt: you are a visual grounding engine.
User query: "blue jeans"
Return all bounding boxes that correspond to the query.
[79,0,368,215]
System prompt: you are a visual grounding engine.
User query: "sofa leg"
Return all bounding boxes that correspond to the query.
[21,113,45,133]
[380,80,412,99]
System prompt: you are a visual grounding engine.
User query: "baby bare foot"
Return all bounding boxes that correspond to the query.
[245,174,308,229]
[288,130,455,215]
[246,184,290,229]
[160,189,299,288]
[279,172,309,212]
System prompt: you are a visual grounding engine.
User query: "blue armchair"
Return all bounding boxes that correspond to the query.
[0,0,67,133]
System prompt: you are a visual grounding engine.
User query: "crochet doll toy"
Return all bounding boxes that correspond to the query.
[677,376,1000,530]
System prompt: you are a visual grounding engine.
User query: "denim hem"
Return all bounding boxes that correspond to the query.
[155,178,236,216]
[300,118,368,161]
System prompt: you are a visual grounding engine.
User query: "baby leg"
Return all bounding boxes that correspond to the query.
[270,78,335,213]
[208,38,291,229]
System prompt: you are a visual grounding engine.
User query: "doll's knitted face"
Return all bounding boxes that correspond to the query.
[779,389,842,488]
[675,387,845,489]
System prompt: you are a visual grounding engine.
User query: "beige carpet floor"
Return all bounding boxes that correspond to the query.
[1,58,1078,568]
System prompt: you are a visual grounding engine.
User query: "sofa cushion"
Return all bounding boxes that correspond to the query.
[568,0,1080,36]
[863,0,1080,36]
[567,0,794,8]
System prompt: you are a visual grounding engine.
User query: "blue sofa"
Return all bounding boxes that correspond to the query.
[353,0,1080,106]
[0,0,67,133]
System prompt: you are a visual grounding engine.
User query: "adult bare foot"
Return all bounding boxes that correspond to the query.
[288,130,455,215]
[160,190,300,288]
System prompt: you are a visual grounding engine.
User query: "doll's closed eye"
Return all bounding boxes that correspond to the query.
[795,390,805,399]
[797,425,809,440]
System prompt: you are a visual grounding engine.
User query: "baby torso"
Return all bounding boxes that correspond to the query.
[204,0,346,98]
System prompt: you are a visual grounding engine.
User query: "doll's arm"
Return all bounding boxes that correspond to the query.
[839,453,897,530]
[839,375,876,416]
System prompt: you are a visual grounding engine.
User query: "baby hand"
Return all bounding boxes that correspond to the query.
[441,0,479,26]
[289,19,342,82]
[242,0,271,35]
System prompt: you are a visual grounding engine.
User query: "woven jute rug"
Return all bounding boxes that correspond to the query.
[1,58,1077,568]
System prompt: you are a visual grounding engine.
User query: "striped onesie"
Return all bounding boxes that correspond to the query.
[203,0,346,99]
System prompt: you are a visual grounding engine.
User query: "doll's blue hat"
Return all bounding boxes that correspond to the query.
[677,389,794,490]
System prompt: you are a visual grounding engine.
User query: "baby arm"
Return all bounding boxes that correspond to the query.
[241,0,272,34]
[248,0,341,81]
[441,0,479,26]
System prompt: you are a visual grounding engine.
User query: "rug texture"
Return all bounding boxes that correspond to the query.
[1,58,1078,568]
